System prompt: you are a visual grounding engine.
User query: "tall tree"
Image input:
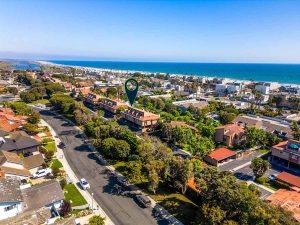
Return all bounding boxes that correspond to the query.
[250,158,269,178]
[291,121,300,140]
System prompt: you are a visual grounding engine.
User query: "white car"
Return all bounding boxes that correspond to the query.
[268,174,278,180]
[33,168,52,178]
[79,178,90,190]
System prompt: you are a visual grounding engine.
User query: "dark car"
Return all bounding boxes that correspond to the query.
[59,142,66,149]
[116,176,128,187]
[135,195,151,208]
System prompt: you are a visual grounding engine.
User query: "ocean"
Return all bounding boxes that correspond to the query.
[49,60,300,85]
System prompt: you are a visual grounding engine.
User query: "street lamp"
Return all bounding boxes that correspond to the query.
[91,193,94,212]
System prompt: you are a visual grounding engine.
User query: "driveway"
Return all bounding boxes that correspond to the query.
[34,108,167,225]
[218,151,274,199]
[218,151,263,171]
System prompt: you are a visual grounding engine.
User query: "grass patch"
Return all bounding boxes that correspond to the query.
[149,185,198,225]
[31,99,50,105]
[111,161,127,173]
[43,141,56,152]
[64,184,87,207]
[52,158,63,168]
[258,149,270,154]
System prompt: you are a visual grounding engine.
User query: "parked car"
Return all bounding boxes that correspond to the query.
[116,176,128,187]
[268,174,278,181]
[75,219,81,225]
[79,178,90,190]
[58,142,66,149]
[33,168,52,178]
[135,194,151,208]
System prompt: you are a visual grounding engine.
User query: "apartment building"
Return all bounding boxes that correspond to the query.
[99,98,128,114]
[121,107,160,132]
[271,140,300,168]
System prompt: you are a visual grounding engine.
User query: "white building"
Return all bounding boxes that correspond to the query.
[0,178,23,220]
[255,84,270,95]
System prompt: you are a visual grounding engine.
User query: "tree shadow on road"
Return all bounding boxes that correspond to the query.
[73,144,92,152]
[87,153,109,166]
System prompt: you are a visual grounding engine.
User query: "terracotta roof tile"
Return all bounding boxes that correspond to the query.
[267,189,300,222]
[208,148,237,161]
[276,172,300,188]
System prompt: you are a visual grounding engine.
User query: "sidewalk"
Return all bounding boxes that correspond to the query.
[247,180,275,194]
[40,119,115,225]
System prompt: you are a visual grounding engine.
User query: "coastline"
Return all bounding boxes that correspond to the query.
[37,60,300,88]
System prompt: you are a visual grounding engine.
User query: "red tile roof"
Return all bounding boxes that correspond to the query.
[0,117,21,132]
[272,141,288,151]
[187,177,201,193]
[208,148,237,161]
[267,189,300,222]
[216,124,245,137]
[276,172,300,188]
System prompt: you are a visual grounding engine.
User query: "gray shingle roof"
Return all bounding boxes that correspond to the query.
[0,131,40,152]
[23,154,45,169]
[0,177,23,203]
[0,207,51,225]
[22,180,64,211]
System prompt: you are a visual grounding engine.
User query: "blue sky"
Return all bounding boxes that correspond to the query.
[0,0,299,63]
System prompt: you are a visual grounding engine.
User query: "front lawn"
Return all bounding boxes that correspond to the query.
[52,158,63,168]
[64,184,88,207]
[44,141,56,152]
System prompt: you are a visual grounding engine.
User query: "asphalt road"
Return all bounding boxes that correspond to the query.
[218,151,263,171]
[34,108,165,225]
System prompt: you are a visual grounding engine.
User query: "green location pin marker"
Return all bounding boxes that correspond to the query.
[125,78,139,106]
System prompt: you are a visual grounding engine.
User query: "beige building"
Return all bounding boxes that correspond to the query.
[121,107,160,132]
[215,124,245,146]
[84,93,103,105]
[0,151,44,179]
[271,140,300,167]
[99,98,128,114]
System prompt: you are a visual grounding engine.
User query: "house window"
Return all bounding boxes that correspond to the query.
[4,204,17,212]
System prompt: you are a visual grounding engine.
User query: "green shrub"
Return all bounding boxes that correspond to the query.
[42,137,54,144]
[255,176,269,185]
[60,178,67,189]
[270,180,290,189]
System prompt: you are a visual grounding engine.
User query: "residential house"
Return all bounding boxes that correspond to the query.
[99,98,128,114]
[0,108,27,132]
[204,148,237,166]
[271,140,300,168]
[0,131,40,155]
[266,189,300,222]
[255,83,270,95]
[61,82,73,92]
[0,151,44,179]
[121,107,160,132]
[84,93,103,106]
[0,178,64,222]
[215,124,245,146]
[0,177,23,220]
[22,180,64,212]
[173,99,209,111]
[0,207,51,225]
[233,115,293,139]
